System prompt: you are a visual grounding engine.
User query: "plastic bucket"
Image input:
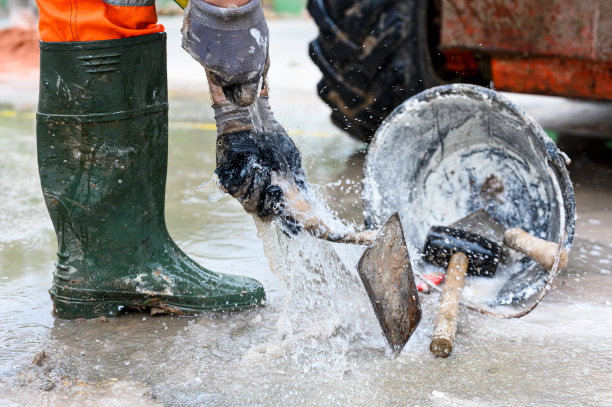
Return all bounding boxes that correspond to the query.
[362,84,575,312]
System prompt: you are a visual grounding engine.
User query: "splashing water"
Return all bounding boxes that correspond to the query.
[222,166,398,371]
[196,173,216,191]
[243,217,387,370]
[197,173,227,203]
[198,168,387,370]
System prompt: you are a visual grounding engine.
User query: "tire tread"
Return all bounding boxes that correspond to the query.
[308,0,436,142]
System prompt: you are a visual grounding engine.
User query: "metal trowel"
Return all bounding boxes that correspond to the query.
[356,213,421,355]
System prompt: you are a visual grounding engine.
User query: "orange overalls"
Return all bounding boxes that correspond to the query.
[37,0,165,42]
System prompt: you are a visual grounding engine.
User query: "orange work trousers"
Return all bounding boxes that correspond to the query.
[37,0,165,42]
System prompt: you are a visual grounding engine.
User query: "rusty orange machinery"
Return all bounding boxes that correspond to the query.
[438,0,612,101]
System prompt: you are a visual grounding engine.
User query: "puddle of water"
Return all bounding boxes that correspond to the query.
[0,104,611,406]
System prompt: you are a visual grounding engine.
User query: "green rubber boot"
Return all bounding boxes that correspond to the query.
[37,33,265,319]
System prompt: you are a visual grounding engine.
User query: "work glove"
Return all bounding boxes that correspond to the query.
[182,0,269,106]
[212,92,377,244]
[213,97,307,230]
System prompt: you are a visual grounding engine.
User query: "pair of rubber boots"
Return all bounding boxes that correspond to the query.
[37,33,265,319]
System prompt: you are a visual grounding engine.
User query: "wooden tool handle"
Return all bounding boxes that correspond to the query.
[281,177,379,245]
[430,252,468,358]
[504,228,568,271]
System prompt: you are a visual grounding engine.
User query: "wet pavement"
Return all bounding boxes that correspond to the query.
[0,16,611,407]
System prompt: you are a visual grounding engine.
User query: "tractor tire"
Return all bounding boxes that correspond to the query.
[308,0,480,142]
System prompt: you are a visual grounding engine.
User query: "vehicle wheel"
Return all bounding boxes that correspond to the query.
[307,0,485,142]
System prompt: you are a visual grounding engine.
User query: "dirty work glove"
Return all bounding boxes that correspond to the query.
[182,0,269,106]
[213,97,374,243]
[213,98,306,228]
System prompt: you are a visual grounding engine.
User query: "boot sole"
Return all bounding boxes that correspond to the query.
[50,287,265,319]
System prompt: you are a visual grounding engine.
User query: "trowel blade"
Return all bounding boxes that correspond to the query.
[357,212,421,355]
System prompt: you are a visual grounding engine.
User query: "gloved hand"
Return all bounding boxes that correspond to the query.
[213,96,306,226]
[182,0,269,106]
[211,86,377,244]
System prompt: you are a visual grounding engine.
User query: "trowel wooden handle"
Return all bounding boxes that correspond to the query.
[504,228,568,271]
[430,252,468,358]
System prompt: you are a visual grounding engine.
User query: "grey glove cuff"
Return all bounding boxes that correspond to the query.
[257,96,283,131]
[213,98,284,136]
[213,101,254,135]
[182,0,269,106]
[188,0,265,31]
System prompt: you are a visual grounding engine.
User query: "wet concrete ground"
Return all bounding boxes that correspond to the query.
[0,16,611,407]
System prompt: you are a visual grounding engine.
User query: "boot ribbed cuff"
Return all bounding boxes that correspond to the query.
[189,0,264,31]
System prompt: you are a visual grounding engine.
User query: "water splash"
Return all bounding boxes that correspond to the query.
[196,172,228,203]
[196,162,386,369]
[242,215,387,371]
[196,173,217,191]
